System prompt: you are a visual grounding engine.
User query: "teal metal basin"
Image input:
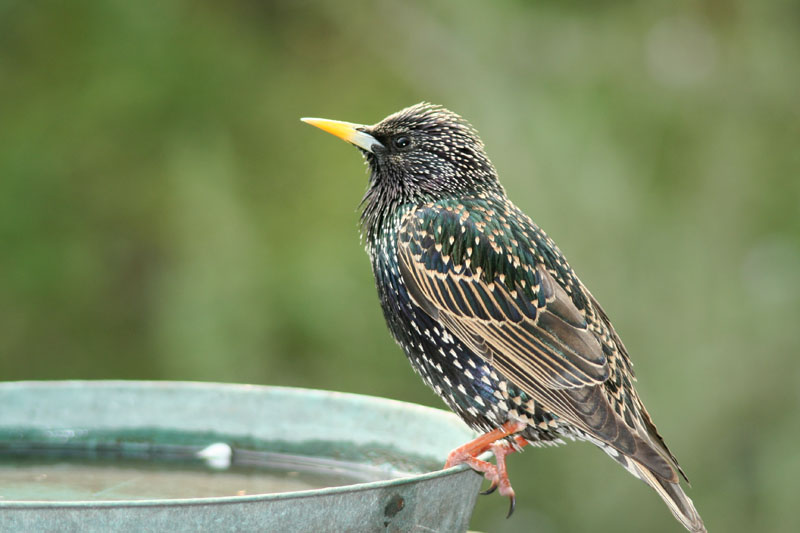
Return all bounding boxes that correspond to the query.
[0,381,483,532]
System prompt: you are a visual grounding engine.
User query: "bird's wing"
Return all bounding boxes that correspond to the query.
[397,202,678,481]
[397,203,610,391]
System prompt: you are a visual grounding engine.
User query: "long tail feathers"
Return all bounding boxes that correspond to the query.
[629,459,707,533]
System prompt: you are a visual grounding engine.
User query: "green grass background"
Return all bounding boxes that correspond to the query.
[2,1,798,531]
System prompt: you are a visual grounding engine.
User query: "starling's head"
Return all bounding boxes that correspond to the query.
[303,103,500,198]
[303,103,502,240]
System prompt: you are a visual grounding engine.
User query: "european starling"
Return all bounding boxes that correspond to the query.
[302,103,705,532]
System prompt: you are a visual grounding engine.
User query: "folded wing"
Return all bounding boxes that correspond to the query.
[397,202,678,482]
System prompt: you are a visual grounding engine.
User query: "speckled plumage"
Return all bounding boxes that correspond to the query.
[304,103,705,532]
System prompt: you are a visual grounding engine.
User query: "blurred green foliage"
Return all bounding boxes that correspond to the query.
[1,1,799,531]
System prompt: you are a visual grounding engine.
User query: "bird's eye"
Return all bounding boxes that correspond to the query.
[392,135,411,149]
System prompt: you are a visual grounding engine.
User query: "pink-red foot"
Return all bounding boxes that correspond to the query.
[444,421,528,518]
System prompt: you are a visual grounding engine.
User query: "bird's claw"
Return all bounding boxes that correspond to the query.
[488,440,518,518]
[474,452,517,517]
[506,492,516,518]
[443,422,526,518]
[480,480,498,495]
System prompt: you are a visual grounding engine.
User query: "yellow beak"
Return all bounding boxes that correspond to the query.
[301,117,383,153]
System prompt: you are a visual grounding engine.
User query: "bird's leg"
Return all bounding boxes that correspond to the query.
[486,438,529,517]
[444,420,526,468]
[444,420,527,517]
[481,435,529,493]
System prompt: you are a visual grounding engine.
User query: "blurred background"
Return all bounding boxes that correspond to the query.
[1,1,798,531]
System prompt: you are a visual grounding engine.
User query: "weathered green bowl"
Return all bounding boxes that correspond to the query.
[0,381,483,532]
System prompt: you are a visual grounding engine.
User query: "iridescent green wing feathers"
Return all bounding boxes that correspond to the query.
[397,197,611,391]
[397,197,679,482]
